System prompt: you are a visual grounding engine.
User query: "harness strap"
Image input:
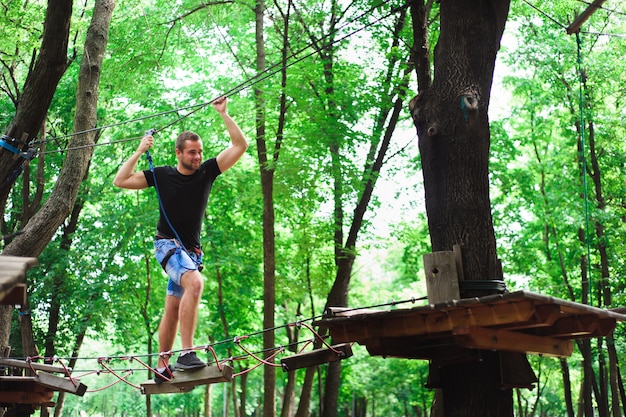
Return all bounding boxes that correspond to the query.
[158,246,204,273]
[160,247,178,271]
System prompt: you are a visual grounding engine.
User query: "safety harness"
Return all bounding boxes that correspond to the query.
[145,129,204,273]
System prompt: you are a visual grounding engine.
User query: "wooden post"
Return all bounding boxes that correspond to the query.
[423,251,460,304]
[423,250,460,417]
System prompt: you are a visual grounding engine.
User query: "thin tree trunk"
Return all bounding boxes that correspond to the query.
[294,367,316,417]
[560,359,576,417]
[253,0,277,414]
[605,335,622,417]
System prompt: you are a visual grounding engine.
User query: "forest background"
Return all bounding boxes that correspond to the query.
[0,0,624,416]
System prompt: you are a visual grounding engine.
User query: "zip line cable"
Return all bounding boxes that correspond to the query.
[522,0,626,38]
[573,0,626,18]
[30,0,410,156]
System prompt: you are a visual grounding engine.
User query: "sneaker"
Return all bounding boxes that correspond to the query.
[174,351,206,370]
[154,365,174,384]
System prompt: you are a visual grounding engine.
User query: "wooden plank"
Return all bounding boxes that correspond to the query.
[36,371,87,396]
[280,344,353,371]
[141,381,195,394]
[325,307,378,318]
[0,390,54,405]
[0,358,72,374]
[0,376,41,387]
[0,256,37,305]
[0,271,25,285]
[0,255,38,266]
[0,263,31,271]
[325,299,539,343]
[424,251,460,303]
[141,365,234,395]
[534,315,617,339]
[453,326,573,358]
[0,283,26,305]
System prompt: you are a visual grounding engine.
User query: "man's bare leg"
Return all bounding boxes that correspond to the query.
[178,269,204,350]
[157,295,180,369]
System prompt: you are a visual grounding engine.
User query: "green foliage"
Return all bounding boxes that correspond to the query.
[3,0,626,415]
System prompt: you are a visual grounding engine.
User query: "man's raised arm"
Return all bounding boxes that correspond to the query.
[113,135,153,189]
[213,97,248,173]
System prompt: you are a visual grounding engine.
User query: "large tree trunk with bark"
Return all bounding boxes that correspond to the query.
[0,0,73,355]
[0,0,73,213]
[409,1,511,416]
[0,0,114,371]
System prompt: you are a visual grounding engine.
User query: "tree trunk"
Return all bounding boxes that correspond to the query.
[577,339,595,417]
[280,370,297,417]
[0,0,73,212]
[605,334,622,417]
[321,10,411,417]
[1,0,114,351]
[560,358,576,417]
[294,366,316,417]
[253,0,277,415]
[0,0,73,353]
[409,1,510,416]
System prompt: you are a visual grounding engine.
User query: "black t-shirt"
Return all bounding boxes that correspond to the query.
[143,157,221,249]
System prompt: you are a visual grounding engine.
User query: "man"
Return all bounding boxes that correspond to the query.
[113,97,248,382]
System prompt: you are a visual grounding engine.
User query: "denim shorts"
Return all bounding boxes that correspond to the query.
[154,239,200,298]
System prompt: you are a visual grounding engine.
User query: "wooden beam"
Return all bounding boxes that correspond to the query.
[325,299,539,343]
[534,315,617,339]
[453,326,573,358]
[141,364,234,395]
[0,391,54,406]
[365,335,463,360]
[0,283,26,305]
[0,255,38,266]
[280,344,353,371]
[0,358,72,374]
[0,256,37,305]
[36,371,87,396]
[566,0,606,34]
[502,303,562,331]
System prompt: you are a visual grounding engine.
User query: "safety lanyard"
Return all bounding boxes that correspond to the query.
[144,129,202,267]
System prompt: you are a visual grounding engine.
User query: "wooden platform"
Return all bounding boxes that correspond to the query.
[314,291,626,359]
[141,365,234,395]
[280,343,353,371]
[0,359,87,408]
[0,255,38,305]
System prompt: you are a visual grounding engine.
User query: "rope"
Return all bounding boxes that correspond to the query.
[232,346,285,378]
[97,358,142,390]
[29,0,410,156]
[234,335,284,368]
[6,296,419,366]
[1,296,429,393]
[87,369,136,393]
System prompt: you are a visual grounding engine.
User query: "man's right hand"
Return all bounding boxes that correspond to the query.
[138,134,154,153]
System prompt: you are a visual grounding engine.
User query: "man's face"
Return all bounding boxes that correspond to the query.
[176,140,203,172]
